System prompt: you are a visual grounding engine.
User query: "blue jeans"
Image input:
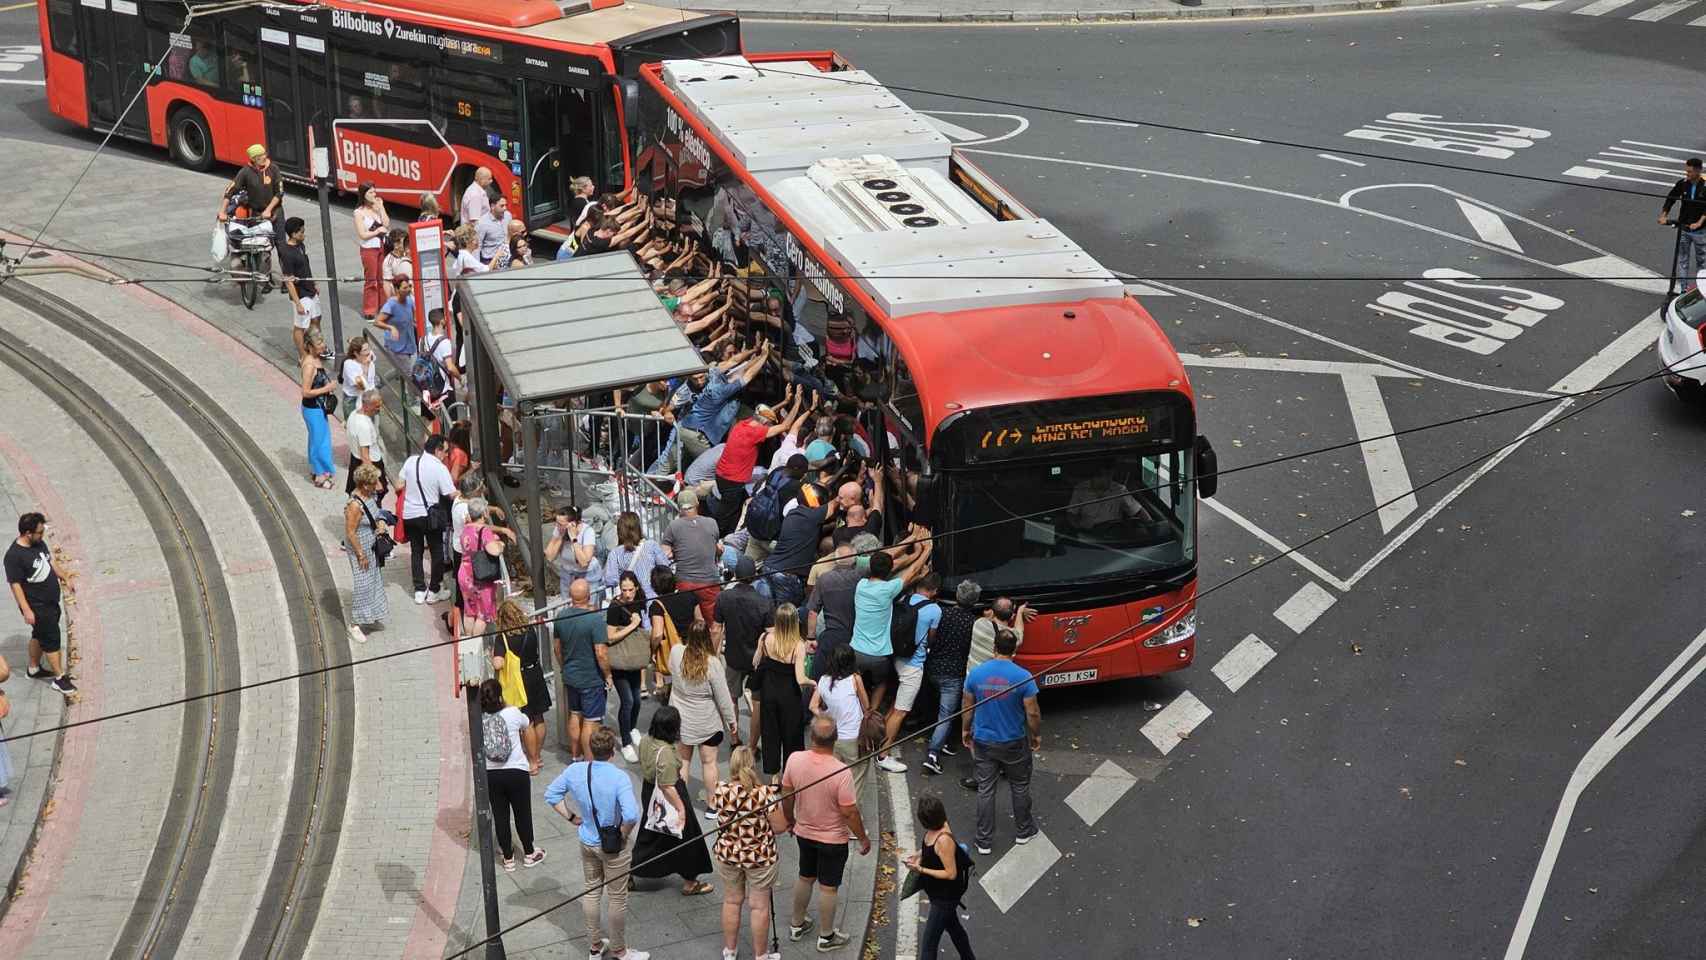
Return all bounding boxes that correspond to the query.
[610,669,642,744]
[301,406,334,476]
[926,676,963,757]
[1680,229,1706,290]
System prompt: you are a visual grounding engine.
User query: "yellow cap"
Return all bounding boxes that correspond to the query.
[246,143,266,159]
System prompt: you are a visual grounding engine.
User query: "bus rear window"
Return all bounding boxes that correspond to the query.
[46,0,77,57]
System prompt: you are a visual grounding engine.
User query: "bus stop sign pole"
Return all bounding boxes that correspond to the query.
[460,636,506,959]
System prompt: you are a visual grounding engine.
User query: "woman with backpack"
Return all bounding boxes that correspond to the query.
[478,679,545,871]
[904,795,976,960]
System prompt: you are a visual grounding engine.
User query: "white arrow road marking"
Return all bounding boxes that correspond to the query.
[1554,255,1668,294]
[1504,625,1706,960]
[980,832,1062,914]
[1211,635,1277,693]
[1342,373,1419,533]
[1454,198,1524,253]
[923,115,986,143]
[1562,164,1670,187]
[1197,495,1351,592]
[1141,691,1212,756]
[1064,759,1139,826]
[921,111,1030,147]
[1274,582,1338,634]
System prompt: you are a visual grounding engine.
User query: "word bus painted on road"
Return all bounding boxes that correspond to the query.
[1367,269,1565,355]
[1345,113,1551,160]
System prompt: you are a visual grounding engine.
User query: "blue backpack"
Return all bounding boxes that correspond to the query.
[743,470,791,541]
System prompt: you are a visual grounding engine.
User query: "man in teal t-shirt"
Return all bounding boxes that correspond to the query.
[552,579,610,763]
[962,627,1040,854]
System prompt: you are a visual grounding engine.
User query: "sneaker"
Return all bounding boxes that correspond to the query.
[502,856,516,873]
[816,931,851,952]
[938,742,958,757]
[789,917,815,942]
[628,729,643,748]
[703,808,720,821]
[26,666,51,680]
[921,755,942,775]
[975,842,992,856]
[723,950,738,960]
[588,938,607,960]
[621,744,639,764]
[413,590,428,605]
[348,625,367,645]
[1015,832,1037,845]
[614,951,648,960]
[876,755,907,774]
[522,848,547,868]
[431,587,453,603]
[51,676,76,695]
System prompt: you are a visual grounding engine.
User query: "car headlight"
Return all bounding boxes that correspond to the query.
[1144,609,1196,647]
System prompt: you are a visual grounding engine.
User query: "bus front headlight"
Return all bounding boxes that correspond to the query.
[1144,610,1196,647]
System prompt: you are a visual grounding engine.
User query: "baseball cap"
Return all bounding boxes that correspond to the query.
[246,143,267,159]
[676,488,699,509]
[734,555,757,579]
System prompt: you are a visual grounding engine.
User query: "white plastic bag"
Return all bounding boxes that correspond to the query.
[210,223,228,263]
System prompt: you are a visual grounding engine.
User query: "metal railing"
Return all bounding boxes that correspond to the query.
[525,404,682,543]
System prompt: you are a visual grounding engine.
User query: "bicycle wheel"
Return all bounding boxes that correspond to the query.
[240,251,259,309]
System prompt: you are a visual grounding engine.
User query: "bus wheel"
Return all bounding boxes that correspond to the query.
[168,106,215,173]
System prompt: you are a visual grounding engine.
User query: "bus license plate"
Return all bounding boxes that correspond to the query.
[1042,668,1097,686]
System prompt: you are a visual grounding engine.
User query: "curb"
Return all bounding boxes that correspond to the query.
[726,0,1474,23]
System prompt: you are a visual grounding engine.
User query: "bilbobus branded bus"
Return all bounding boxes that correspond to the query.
[632,55,1218,688]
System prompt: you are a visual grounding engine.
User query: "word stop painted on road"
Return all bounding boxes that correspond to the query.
[1345,113,1551,160]
[1366,269,1565,355]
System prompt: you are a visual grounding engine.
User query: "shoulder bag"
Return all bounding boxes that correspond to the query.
[642,746,685,837]
[652,599,682,677]
[607,604,651,672]
[587,764,626,854]
[415,456,451,534]
[471,526,503,583]
[353,496,393,567]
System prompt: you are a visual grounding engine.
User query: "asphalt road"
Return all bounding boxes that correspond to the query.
[4,2,1706,957]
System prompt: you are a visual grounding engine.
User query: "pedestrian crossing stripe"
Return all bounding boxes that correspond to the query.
[1518,0,1706,21]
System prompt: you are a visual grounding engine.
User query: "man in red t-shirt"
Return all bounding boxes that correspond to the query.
[710,384,808,536]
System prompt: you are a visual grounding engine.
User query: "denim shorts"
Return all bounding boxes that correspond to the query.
[566,682,608,722]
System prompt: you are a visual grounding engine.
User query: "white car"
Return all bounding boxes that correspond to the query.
[1658,288,1706,399]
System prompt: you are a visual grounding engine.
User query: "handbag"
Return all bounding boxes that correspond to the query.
[607,604,651,672]
[415,455,451,534]
[312,369,338,416]
[471,527,502,583]
[642,748,685,838]
[354,496,393,567]
[652,597,681,677]
[587,764,625,855]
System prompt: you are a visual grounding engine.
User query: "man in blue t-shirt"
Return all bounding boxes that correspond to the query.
[962,627,1040,855]
[374,277,417,356]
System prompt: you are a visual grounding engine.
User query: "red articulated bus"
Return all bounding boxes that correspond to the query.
[630,55,1218,688]
[35,0,738,229]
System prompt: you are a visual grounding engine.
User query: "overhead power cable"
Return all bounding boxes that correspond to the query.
[444,340,1689,958]
[3,350,1693,749]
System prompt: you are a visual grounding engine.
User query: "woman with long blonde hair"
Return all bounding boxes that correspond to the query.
[667,622,735,810]
[491,599,550,773]
[754,602,811,780]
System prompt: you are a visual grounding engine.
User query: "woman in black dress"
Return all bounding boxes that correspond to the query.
[754,602,811,781]
[629,706,715,895]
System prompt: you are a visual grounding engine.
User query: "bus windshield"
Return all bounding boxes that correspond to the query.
[937,447,1195,593]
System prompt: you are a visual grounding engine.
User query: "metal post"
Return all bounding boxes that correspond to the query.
[464,687,507,960]
[1667,220,1686,302]
[524,407,545,610]
[312,148,344,358]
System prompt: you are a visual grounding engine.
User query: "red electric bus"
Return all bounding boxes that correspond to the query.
[35,0,739,230]
[631,55,1217,687]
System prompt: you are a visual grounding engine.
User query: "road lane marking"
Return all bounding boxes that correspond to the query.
[923,115,985,143]
[1342,373,1420,532]
[1075,118,1142,129]
[1504,625,1706,960]
[1562,163,1670,187]
[1573,0,1639,13]
[1620,138,1706,152]
[1554,254,1668,294]
[1064,759,1139,826]
[1547,309,1664,394]
[1346,401,1572,588]
[0,78,43,85]
[1631,0,1696,19]
[922,111,1030,147]
[1123,281,1175,297]
[1178,353,1410,379]
[1204,133,1261,145]
[1516,0,1567,7]
[1455,198,1524,253]
[0,3,37,11]
[1148,280,1555,400]
[980,831,1062,914]
[886,764,919,960]
[1273,582,1338,634]
[1141,691,1212,756]
[1210,635,1277,693]
[1199,495,1352,592]
[1318,153,1366,167]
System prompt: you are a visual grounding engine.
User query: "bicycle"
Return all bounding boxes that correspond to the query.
[223,216,275,310]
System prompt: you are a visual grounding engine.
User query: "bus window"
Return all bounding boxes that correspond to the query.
[222,21,258,98]
[430,70,519,139]
[333,48,429,121]
[45,0,77,58]
[145,5,217,88]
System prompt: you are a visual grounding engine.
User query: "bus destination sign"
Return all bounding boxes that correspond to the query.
[949,394,1184,463]
[980,413,1158,452]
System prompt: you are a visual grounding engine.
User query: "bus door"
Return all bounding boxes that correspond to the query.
[257,27,332,179]
[79,0,148,137]
[522,80,604,227]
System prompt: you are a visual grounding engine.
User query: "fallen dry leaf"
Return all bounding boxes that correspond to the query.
[1453,758,1467,767]
[1186,916,1204,927]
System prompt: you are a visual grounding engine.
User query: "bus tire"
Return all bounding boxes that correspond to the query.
[168,106,215,173]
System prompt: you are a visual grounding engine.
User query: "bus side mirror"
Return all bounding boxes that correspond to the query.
[1195,435,1217,500]
[617,77,641,134]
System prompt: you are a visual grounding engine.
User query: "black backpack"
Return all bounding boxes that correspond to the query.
[890,593,932,660]
[946,839,977,905]
[743,470,790,541]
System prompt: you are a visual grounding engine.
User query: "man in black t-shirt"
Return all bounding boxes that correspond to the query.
[714,555,773,742]
[1661,157,1706,292]
[5,512,76,694]
[278,217,324,360]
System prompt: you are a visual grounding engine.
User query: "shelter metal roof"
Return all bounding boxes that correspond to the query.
[461,251,704,403]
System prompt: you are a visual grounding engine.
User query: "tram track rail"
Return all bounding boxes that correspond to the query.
[0,279,354,960]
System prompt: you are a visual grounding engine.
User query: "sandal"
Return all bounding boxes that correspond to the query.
[682,880,714,896]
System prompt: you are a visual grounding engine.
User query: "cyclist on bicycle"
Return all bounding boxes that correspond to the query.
[218,143,285,283]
